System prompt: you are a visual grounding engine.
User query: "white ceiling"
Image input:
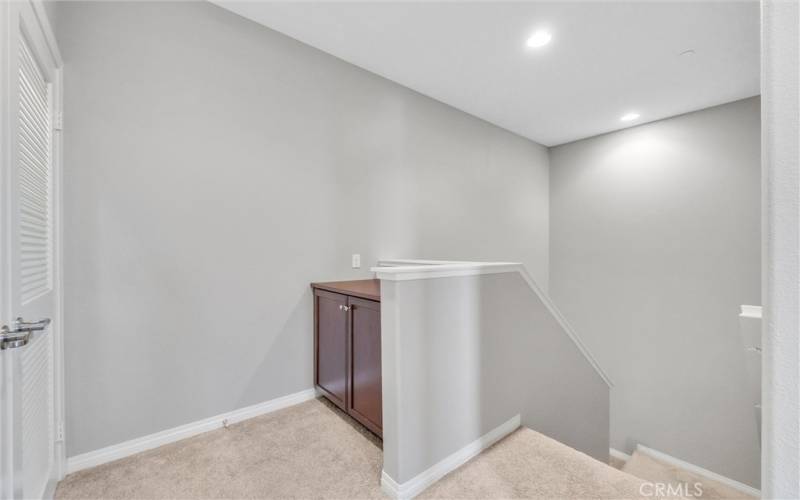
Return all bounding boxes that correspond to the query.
[211,1,760,146]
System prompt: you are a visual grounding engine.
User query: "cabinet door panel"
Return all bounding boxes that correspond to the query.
[349,298,382,435]
[315,291,348,408]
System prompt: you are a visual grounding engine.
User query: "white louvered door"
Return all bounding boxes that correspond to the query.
[1,2,61,499]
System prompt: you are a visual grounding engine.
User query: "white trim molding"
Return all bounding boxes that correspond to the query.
[373,259,523,282]
[66,388,317,474]
[381,414,521,500]
[30,0,62,66]
[635,445,761,498]
[609,448,632,463]
[373,259,613,388]
[739,305,763,319]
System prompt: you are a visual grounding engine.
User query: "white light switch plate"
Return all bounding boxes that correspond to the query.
[352,254,361,268]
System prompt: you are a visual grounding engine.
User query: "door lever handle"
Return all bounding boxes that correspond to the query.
[0,318,50,350]
[11,317,51,333]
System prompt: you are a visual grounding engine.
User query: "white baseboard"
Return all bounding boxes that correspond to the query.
[381,414,521,499]
[66,388,317,474]
[381,472,403,499]
[610,447,632,463]
[635,444,761,498]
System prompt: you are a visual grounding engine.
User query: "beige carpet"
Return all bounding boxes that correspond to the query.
[56,398,385,499]
[57,398,668,499]
[420,428,651,499]
[621,451,757,500]
[610,455,628,470]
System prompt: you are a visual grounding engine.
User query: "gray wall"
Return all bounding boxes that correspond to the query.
[51,1,551,456]
[381,272,609,483]
[550,97,761,487]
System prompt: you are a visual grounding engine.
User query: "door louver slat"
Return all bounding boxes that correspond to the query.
[17,33,52,305]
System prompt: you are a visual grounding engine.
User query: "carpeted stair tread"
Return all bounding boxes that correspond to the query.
[622,451,756,500]
[420,427,658,499]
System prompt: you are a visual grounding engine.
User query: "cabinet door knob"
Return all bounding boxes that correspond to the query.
[343,306,351,311]
[339,305,344,311]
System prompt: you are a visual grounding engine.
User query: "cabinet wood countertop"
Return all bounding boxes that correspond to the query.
[311,279,381,302]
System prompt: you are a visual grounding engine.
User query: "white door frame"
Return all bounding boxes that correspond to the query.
[761,1,800,499]
[32,0,66,485]
[0,0,65,494]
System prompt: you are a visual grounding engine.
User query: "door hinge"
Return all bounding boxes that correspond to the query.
[53,111,63,131]
[56,421,65,442]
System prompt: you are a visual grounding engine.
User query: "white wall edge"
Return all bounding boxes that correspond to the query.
[381,414,521,500]
[610,448,632,463]
[761,1,800,496]
[739,304,763,319]
[66,388,318,475]
[374,259,613,388]
[42,477,57,500]
[635,444,761,498]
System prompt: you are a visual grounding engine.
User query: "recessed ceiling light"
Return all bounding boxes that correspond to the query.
[620,112,640,122]
[526,31,552,49]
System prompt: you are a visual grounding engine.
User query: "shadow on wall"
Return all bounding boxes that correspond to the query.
[382,270,610,485]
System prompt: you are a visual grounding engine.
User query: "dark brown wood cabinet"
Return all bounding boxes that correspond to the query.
[314,290,349,408]
[312,280,382,437]
[348,296,382,434]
